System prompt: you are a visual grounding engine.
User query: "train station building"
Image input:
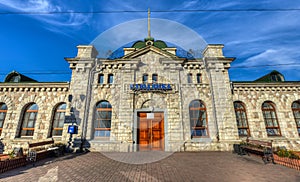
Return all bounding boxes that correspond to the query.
[0,35,300,153]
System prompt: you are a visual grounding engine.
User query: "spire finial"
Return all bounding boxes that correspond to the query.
[147,8,151,38]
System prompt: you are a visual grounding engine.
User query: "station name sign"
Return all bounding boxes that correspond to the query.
[130,83,172,91]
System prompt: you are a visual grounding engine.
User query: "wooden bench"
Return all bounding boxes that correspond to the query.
[27,140,56,164]
[240,138,274,164]
[28,140,54,148]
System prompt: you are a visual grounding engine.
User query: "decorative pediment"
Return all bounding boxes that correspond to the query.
[122,45,178,59]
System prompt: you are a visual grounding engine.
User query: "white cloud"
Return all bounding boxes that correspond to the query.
[0,0,91,32]
[182,0,198,8]
[233,48,299,70]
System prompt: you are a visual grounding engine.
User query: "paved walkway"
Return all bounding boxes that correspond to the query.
[0,152,299,182]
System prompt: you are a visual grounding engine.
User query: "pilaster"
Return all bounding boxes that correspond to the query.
[64,45,98,146]
[203,44,239,142]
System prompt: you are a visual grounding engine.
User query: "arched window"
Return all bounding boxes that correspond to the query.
[292,101,300,136]
[19,103,38,137]
[0,103,7,136]
[234,101,250,137]
[51,103,66,137]
[189,100,208,138]
[262,101,281,136]
[142,74,148,84]
[94,101,112,138]
[152,74,158,83]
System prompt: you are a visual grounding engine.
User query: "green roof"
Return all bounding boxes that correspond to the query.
[153,40,167,49]
[254,70,285,82]
[132,41,146,49]
[4,71,37,83]
[132,38,167,49]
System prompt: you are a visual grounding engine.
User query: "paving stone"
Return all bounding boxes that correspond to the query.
[0,152,299,182]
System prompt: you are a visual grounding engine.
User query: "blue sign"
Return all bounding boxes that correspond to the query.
[68,125,78,134]
[130,84,172,91]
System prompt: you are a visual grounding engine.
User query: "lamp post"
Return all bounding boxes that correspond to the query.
[65,95,77,153]
[67,120,78,153]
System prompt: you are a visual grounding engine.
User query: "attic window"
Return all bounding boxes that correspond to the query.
[146,41,153,46]
[4,71,37,83]
[270,74,283,82]
[9,75,20,82]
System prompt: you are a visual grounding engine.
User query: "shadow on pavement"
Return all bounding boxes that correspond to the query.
[0,151,89,180]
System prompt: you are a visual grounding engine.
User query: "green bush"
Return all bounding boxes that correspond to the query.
[276,148,300,159]
[240,141,247,146]
[8,151,15,159]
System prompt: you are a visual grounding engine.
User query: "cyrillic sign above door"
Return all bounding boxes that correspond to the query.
[130,83,172,91]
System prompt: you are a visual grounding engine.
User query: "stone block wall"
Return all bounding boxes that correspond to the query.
[232,82,300,150]
[83,44,242,152]
[0,83,69,153]
[3,44,299,154]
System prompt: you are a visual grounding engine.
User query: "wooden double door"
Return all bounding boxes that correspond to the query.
[138,112,164,151]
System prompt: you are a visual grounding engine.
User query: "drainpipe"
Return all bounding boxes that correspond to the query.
[178,67,185,145]
[81,58,100,151]
[132,90,139,152]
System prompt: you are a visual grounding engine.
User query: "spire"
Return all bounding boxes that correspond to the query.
[147,8,151,38]
[145,8,154,45]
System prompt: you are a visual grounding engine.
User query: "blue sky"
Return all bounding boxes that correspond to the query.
[0,0,299,82]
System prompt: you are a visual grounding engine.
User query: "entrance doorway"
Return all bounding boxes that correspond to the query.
[137,112,164,151]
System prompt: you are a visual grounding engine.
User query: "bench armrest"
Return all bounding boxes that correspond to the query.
[47,147,59,151]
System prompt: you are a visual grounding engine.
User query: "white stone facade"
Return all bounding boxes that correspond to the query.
[0,42,299,154]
